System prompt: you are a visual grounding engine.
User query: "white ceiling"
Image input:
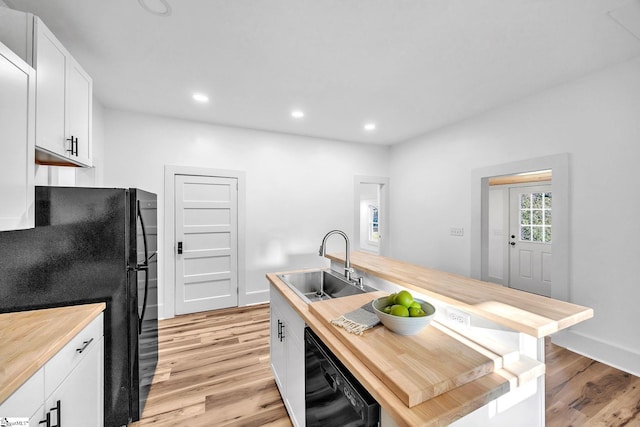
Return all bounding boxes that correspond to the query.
[6,0,640,145]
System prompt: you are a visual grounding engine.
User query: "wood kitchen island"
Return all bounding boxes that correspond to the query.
[267,252,593,427]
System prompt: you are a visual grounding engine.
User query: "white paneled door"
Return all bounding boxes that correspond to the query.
[175,175,238,315]
[508,185,552,297]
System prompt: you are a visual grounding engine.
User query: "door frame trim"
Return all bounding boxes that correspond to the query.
[163,165,246,319]
[471,153,569,302]
[353,175,390,256]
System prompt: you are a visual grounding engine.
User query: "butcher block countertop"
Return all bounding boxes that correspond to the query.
[267,252,593,426]
[327,251,593,338]
[268,272,513,427]
[0,303,106,404]
[309,292,501,408]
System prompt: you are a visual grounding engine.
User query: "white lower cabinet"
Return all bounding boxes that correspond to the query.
[284,326,305,423]
[0,366,44,426]
[44,327,104,427]
[0,313,104,427]
[270,284,305,427]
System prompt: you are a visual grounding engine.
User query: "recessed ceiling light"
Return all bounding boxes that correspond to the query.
[364,122,376,131]
[138,0,172,16]
[193,93,209,103]
[291,110,305,119]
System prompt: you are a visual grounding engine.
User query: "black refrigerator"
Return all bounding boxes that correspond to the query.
[0,186,159,427]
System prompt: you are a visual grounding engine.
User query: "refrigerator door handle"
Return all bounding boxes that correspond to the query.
[137,200,150,333]
[137,268,149,334]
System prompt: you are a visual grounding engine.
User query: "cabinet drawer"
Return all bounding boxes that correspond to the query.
[0,366,44,420]
[44,313,103,397]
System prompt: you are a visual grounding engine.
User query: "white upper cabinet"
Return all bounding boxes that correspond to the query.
[0,41,35,231]
[67,58,92,166]
[0,8,93,167]
[33,21,66,158]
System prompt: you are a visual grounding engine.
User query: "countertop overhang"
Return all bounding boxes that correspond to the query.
[327,251,593,338]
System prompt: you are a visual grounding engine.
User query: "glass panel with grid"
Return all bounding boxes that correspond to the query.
[519,192,551,243]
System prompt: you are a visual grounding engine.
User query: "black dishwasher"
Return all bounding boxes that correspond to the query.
[305,327,380,427]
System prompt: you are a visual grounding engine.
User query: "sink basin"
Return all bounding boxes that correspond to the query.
[277,269,377,303]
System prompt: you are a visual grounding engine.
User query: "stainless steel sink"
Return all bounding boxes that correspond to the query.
[277,269,377,303]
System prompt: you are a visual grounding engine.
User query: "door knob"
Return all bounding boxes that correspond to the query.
[177,241,183,254]
[510,242,516,246]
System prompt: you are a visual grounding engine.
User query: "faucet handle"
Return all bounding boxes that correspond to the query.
[318,245,324,256]
[349,273,365,289]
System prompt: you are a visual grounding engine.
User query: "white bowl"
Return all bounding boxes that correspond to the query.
[372,296,436,336]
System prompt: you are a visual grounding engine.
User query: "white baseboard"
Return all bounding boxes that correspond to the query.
[158,303,166,320]
[552,330,640,377]
[158,290,269,320]
[242,289,270,306]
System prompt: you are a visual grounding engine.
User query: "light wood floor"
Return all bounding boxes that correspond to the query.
[130,304,640,427]
[545,338,640,426]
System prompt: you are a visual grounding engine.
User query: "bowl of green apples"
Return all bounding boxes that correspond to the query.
[372,290,436,336]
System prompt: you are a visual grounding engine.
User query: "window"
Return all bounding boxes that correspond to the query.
[368,205,379,242]
[519,192,551,243]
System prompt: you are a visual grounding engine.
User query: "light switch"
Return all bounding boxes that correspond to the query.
[450,227,464,237]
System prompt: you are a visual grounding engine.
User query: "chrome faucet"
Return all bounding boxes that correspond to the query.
[319,230,353,281]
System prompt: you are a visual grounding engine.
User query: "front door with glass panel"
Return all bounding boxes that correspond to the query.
[508,184,552,296]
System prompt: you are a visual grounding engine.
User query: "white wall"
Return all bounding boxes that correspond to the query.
[102,110,389,316]
[389,57,640,375]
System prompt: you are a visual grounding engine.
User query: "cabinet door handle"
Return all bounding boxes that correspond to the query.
[38,416,50,427]
[280,323,285,342]
[76,337,94,353]
[66,136,78,156]
[66,136,74,155]
[49,400,61,427]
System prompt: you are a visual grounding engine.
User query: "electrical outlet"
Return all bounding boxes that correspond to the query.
[445,307,470,328]
[450,227,464,237]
